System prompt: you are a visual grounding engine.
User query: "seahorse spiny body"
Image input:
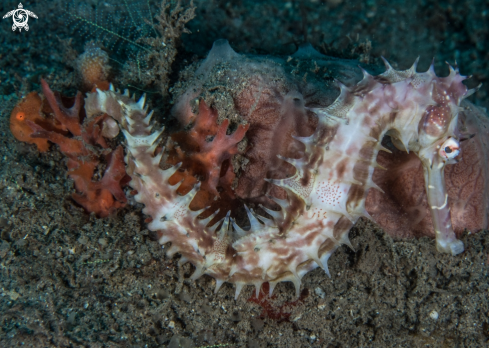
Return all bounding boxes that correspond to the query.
[85,42,475,299]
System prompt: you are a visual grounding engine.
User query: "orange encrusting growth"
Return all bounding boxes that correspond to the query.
[9,79,129,218]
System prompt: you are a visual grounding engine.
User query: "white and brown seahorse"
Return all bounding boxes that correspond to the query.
[85,41,480,299]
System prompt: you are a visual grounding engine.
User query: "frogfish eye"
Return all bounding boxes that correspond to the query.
[438,137,460,161]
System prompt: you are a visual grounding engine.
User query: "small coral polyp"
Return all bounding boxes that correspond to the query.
[85,41,477,299]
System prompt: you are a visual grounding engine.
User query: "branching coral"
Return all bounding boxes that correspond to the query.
[9,79,129,217]
[66,0,195,98]
[67,146,128,217]
[166,100,249,214]
[136,0,196,97]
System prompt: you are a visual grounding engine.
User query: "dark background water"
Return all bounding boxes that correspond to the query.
[0,0,488,106]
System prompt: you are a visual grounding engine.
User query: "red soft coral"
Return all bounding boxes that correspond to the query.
[166,100,249,217]
[69,146,129,217]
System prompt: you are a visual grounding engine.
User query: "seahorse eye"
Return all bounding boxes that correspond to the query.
[438,137,460,161]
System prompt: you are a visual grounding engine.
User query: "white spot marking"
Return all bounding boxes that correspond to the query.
[431,194,448,210]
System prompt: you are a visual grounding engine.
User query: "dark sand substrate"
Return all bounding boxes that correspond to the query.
[1,0,488,347]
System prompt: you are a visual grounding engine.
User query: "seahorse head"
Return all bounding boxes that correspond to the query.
[416,67,468,164]
[386,62,477,254]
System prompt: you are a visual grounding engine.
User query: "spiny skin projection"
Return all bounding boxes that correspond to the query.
[85,58,476,299]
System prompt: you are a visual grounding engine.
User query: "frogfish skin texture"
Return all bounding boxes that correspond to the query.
[84,40,485,299]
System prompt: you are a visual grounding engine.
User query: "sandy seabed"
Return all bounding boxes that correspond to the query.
[0,0,488,347]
